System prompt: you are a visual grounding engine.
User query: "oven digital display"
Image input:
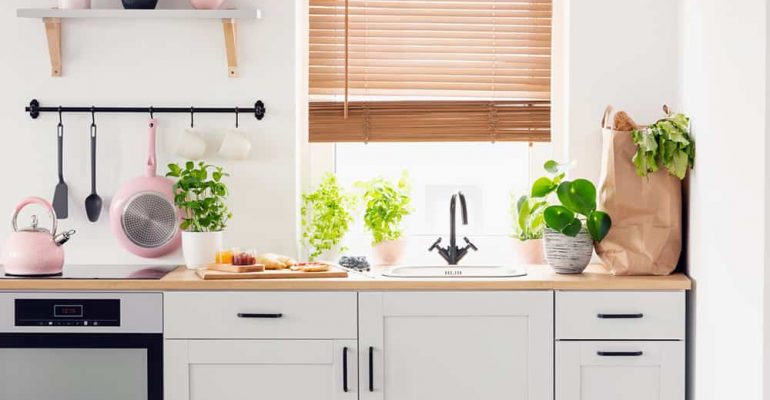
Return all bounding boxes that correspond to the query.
[54,305,83,318]
[15,299,120,327]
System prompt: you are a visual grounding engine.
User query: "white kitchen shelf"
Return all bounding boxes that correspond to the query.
[17,8,261,20]
[17,8,261,77]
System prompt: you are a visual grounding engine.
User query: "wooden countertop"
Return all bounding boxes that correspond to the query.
[0,265,691,291]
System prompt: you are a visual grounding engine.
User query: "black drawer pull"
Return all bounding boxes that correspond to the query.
[342,347,349,392]
[368,346,374,392]
[597,313,644,319]
[237,313,283,318]
[597,351,644,357]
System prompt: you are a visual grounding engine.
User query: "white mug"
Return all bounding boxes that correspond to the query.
[218,129,252,160]
[175,128,207,160]
[58,0,91,9]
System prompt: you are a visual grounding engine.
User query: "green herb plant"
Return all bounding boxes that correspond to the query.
[632,112,694,180]
[166,161,232,232]
[512,160,569,241]
[301,173,356,261]
[356,173,412,246]
[538,168,612,242]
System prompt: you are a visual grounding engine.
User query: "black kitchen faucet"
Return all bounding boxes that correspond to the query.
[429,191,478,265]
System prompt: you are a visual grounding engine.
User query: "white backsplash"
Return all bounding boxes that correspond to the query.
[0,0,300,264]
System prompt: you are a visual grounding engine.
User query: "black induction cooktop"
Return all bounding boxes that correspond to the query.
[0,265,177,280]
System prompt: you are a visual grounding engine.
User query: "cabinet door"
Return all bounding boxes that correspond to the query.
[557,341,684,400]
[165,339,357,400]
[359,291,553,400]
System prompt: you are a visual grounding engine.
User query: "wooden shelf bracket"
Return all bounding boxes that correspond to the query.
[222,18,239,78]
[43,17,62,77]
[19,8,259,78]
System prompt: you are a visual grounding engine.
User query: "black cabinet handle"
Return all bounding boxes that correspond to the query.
[342,347,349,392]
[368,346,374,392]
[597,351,644,357]
[596,313,644,319]
[237,313,283,318]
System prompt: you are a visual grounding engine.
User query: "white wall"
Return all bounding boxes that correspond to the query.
[556,0,681,181]
[681,0,768,399]
[0,0,299,264]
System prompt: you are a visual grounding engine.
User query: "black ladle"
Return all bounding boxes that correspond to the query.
[85,112,102,222]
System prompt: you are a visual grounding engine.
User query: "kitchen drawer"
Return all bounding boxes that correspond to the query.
[556,291,684,340]
[164,292,357,339]
[556,341,684,400]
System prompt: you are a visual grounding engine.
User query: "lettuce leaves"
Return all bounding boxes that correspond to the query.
[631,113,694,180]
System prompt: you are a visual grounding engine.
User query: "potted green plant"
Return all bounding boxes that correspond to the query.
[535,163,612,274]
[510,161,569,264]
[356,173,412,266]
[166,161,232,269]
[301,173,355,262]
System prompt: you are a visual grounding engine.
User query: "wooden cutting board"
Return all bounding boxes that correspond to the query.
[195,266,348,280]
[207,263,266,273]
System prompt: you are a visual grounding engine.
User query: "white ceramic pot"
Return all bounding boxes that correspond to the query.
[372,239,406,266]
[511,238,545,265]
[59,0,91,8]
[543,228,593,274]
[182,231,224,269]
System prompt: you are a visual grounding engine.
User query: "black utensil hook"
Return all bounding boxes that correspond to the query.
[235,106,240,128]
[190,106,195,128]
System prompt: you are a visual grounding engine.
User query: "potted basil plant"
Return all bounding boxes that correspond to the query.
[301,173,355,262]
[356,173,412,266]
[535,164,612,273]
[166,162,232,269]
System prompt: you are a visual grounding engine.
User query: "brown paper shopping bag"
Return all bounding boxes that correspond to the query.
[595,106,682,275]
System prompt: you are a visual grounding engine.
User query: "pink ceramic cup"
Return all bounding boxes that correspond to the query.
[190,0,226,9]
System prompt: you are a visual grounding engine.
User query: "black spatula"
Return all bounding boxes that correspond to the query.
[52,120,68,219]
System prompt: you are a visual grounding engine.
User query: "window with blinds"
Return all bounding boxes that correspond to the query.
[309,0,552,142]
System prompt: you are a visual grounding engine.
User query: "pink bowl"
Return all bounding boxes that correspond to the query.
[189,0,226,9]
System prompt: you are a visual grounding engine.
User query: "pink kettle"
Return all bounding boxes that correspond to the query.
[2,197,76,276]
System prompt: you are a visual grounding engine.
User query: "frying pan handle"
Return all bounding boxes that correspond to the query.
[146,118,158,177]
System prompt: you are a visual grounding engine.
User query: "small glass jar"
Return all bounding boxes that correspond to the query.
[215,250,233,265]
[232,249,258,266]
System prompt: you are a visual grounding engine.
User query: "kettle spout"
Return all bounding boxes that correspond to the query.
[54,230,76,247]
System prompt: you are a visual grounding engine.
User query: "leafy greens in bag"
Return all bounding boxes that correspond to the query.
[631,112,695,180]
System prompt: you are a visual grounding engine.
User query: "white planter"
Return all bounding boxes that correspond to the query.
[58,0,91,9]
[372,239,406,266]
[511,238,545,265]
[182,231,224,269]
[544,228,593,274]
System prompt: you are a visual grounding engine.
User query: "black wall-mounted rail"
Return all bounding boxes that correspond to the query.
[25,99,266,120]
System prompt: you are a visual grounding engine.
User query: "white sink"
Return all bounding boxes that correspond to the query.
[381,265,527,278]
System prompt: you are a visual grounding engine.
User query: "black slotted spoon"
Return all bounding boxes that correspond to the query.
[52,113,68,219]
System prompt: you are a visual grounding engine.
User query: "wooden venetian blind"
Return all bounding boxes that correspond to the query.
[309,0,552,142]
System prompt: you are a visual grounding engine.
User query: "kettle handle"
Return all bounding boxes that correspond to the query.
[12,197,58,235]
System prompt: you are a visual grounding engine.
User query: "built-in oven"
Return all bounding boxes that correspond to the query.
[0,292,162,400]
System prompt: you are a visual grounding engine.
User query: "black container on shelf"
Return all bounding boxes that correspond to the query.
[121,0,159,9]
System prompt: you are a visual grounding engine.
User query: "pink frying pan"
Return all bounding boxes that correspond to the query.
[110,119,181,258]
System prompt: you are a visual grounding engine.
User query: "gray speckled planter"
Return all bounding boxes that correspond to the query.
[544,228,594,274]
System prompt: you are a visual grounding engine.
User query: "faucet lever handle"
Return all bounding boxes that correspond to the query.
[463,237,478,251]
[428,237,443,252]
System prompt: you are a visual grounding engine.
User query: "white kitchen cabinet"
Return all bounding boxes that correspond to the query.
[556,341,684,400]
[165,339,357,400]
[358,291,553,400]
